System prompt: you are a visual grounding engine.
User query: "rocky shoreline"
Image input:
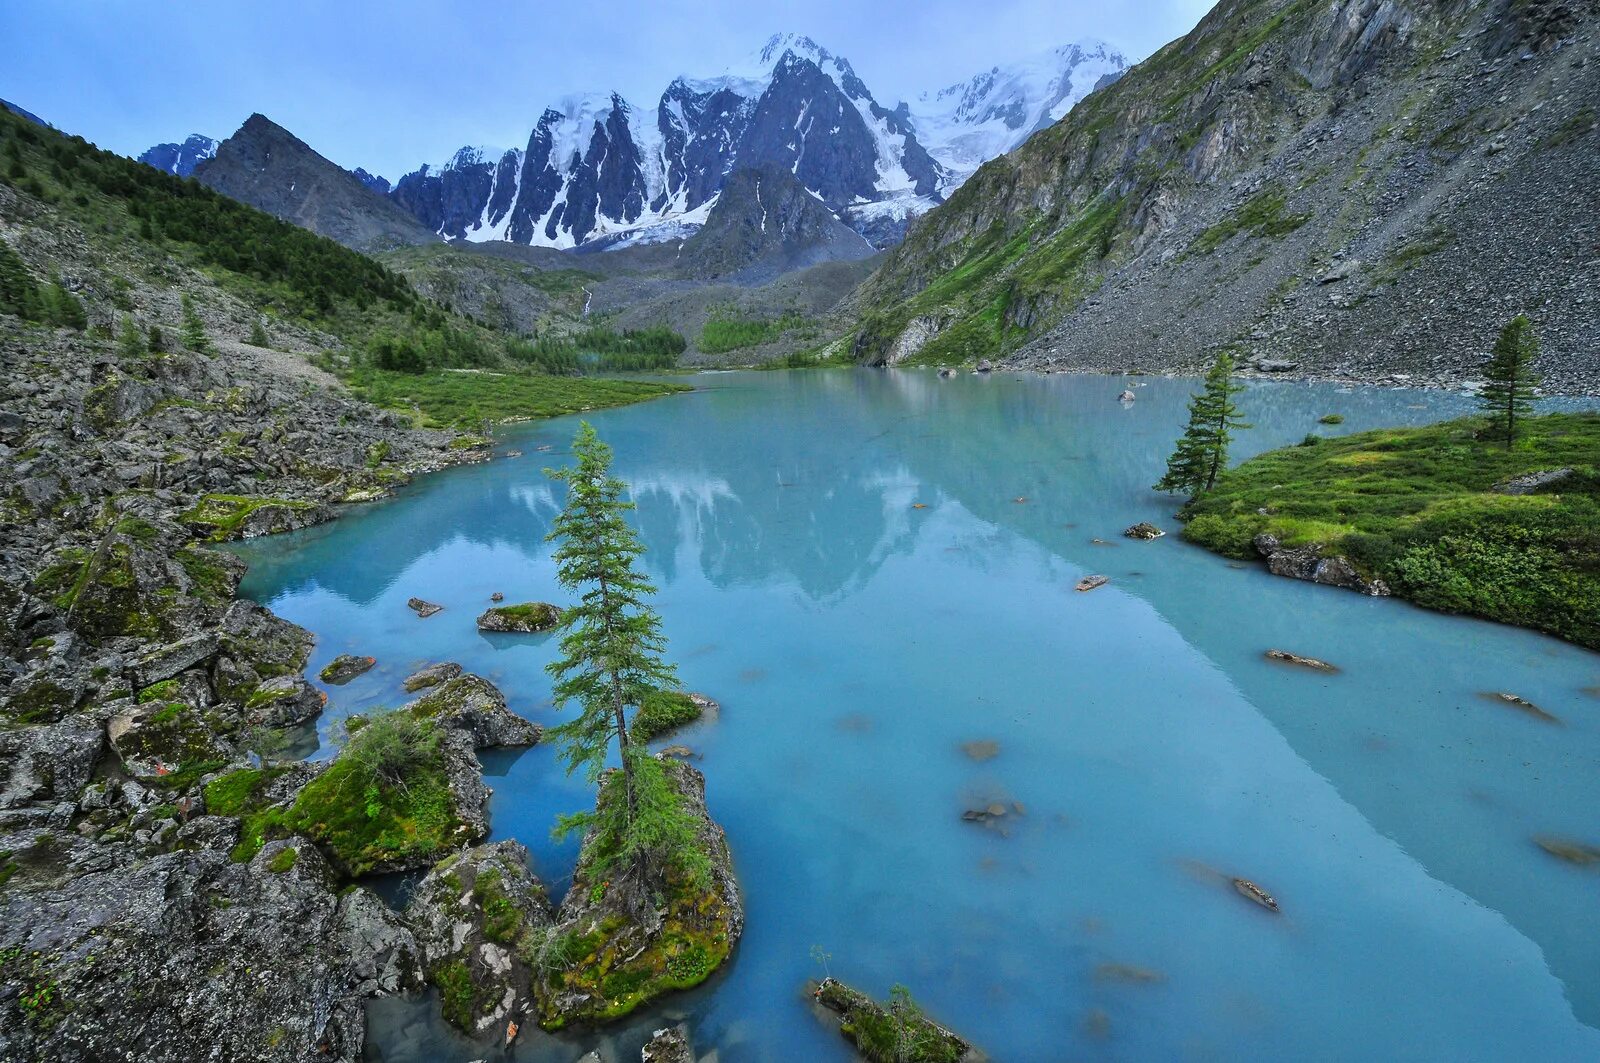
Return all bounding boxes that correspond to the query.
[0,314,523,1060]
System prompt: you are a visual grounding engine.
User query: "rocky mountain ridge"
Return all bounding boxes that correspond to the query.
[137,133,217,177]
[846,0,1600,393]
[383,32,1127,250]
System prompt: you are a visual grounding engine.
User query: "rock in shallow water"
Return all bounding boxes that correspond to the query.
[407,597,442,618]
[1253,534,1390,596]
[475,601,562,633]
[319,653,376,685]
[1124,522,1165,540]
[1265,648,1339,672]
[402,660,462,692]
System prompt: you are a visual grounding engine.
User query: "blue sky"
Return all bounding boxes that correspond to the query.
[1,0,1213,179]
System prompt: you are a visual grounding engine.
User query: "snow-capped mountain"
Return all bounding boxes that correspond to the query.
[138,134,218,178]
[387,33,1126,251]
[914,41,1128,189]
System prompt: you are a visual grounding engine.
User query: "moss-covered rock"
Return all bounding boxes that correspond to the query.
[475,602,562,634]
[811,978,980,1063]
[533,758,741,1030]
[632,690,718,743]
[403,673,539,749]
[180,493,330,542]
[319,653,376,685]
[409,841,554,1035]
[107,699,229,779]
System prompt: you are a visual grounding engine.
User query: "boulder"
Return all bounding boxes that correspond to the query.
[407,597,443,618]
[243,673,325,729]
[975,359,993,373]
[1493,468,1575,495]
[1253,534,1391,596]
[937,367,957,380]
[403,661,462,693]
[408,841,555,1035]
[0,712,105,809]
[319,653,376,685]
[403,674,540,749]
[642,1025,694,1063]
[476,602,562,634]
[1124,522,1165,540]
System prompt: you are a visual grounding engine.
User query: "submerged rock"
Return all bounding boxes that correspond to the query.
[403,660,462,692]
[1486,691,1561,724]
[960,739,1000,762]
[1124,522,1165,540]
[937,367,957,380]
[407,597,443,618]
[476,601,562,634]
[320,653,376,685]
[1265,649,1339,673]
[535,758,741,1030]
[642,1024,694,1063]
[1253,534,1390,596]
[1095,962,1167,985]
[409,840,554,1036]
[811,977,981,1062]
[1117,389,1136,402]
[1534,836,1600,866]
[1232,877,1280,912]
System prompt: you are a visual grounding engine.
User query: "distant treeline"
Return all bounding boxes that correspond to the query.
[699,311,814,354]
[506,326,685,374]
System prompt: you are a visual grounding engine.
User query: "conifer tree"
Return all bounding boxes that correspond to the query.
[1155,351,1251,496]
[117,315,145,359]
[41,276,86,330]
[247,316,269,347]
[179,295,209,352]
[0,238,39,320]
[1478,315,1540,448]
[146,324,165,353]
[545,423,705,893]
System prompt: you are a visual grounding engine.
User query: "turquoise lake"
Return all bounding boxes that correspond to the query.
[230,370,1600,1062]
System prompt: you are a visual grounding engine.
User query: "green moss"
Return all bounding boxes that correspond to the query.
[4,677,77,724]
[473,868,524,944]
[266,846,299,873]
[1318,413,1345,425]
[816,981,968,1063]
[203,766,287,816]
[632,690,704,742]
[180,494,316,542]
[342,368,688,429]
[136,679,180,704]
[176,547,236,605]
[1182,412,1600,648]
[1190,189,1311,254]
[434,959,481,1029]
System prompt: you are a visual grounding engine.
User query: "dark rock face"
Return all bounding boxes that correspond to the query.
[407,840,553,1035]
[678,165,876,282]
[196,113,439,251]
[737,54,936,211]
[350,167,391,196]
[657,79,757,213]
[0,830,420,1063]
[1253,534,1392,596]
[137,134,218,177]
[391,147,513,238]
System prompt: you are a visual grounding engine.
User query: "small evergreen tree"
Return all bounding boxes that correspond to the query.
[545,423,705,894]
[0,238,39,320]
[1155,351,1251,496]
[117,315,145,359]
[247,316,269,347]
[146,324,165,353]
[1478,315,1540,447]
[41,276,86,330]
[179,295,209,352]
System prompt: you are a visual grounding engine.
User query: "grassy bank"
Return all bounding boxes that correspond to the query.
[343,368,689,428]
[1181,412,1600,649]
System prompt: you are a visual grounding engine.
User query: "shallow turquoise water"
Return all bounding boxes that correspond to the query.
[232,370,1600,1062]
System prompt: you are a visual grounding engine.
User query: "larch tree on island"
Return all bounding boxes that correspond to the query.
[1156,350,1251,497]
[544,422,708,910]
